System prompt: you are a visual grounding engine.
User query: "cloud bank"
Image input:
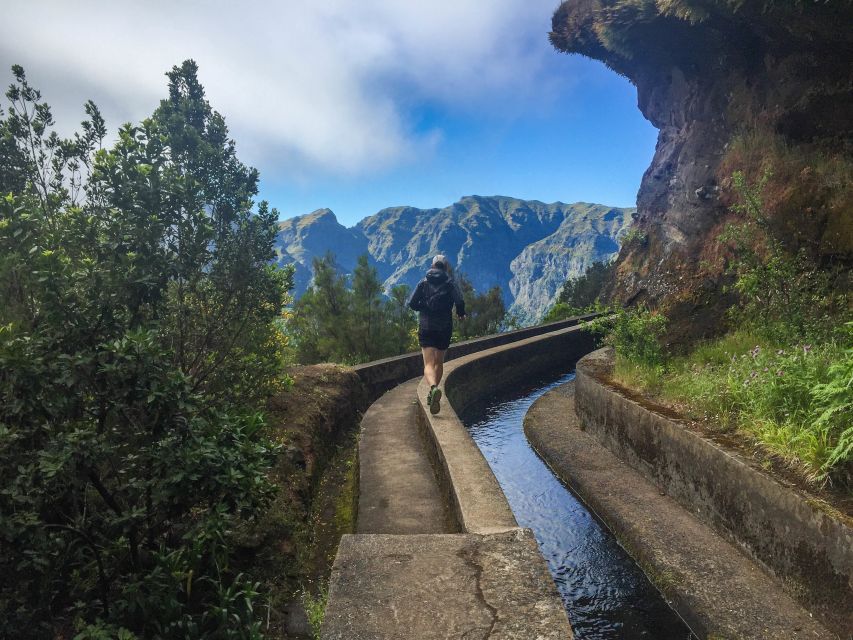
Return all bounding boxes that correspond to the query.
[2,0,570,180]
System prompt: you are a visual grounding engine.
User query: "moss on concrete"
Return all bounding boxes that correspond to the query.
[232,364,368,637]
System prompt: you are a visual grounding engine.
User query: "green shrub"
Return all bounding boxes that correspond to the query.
[0,63,290,637]
[598,306,668,369]
[303,583,329,640]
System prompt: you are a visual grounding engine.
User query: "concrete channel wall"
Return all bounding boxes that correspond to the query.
[322,320,599,639]
[416,324,599,534]
[351,314,598,402]
[353,318,598,535]
[575,348,853,638]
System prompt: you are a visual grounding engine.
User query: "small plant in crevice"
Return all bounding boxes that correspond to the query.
[303,582,329,640]
[619,226,648,248]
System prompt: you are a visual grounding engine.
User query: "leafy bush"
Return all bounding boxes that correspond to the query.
[0,63,291,637]
[597,306,668,369]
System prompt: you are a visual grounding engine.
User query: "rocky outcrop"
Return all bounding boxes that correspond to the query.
[551,0,853,337]
[276,196,633,322]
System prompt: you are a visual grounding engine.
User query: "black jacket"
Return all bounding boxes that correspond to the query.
[407,269,465,332]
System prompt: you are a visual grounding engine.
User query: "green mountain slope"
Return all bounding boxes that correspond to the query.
[276,195,633,322]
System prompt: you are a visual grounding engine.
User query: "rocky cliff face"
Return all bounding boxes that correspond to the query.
[551,0,853,338]
[275,196,633,322]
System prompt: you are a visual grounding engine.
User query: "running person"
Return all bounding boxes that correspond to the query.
[407,254,466,414]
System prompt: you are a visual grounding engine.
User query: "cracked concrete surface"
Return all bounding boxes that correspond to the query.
[322,530,572,639]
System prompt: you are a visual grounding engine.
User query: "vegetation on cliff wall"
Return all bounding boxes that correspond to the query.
[547,0,852,486]
[600,174,851,487]
[551,0,853,340]
[0,63,292,638]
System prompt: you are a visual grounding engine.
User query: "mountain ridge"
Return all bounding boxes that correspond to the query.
[276,195,634,321]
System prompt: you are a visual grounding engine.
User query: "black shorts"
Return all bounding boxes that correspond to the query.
[418,328,452,351]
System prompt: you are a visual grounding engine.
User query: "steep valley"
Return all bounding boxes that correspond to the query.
[276,195,633,322]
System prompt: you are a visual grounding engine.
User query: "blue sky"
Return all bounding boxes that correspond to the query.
[262,53,657,225]
[3,0,657,227]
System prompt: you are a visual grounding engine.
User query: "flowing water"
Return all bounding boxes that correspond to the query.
[460,371,696,639]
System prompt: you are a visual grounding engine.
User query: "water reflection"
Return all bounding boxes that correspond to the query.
[462,372,695,640]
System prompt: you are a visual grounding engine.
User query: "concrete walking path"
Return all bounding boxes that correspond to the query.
[524,381,837,640]
[322,530,572,640]
[357,378,455,534]
[324,372,574,638]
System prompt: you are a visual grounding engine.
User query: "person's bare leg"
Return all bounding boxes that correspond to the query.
[435,349,446,386]
[421,347,438,387]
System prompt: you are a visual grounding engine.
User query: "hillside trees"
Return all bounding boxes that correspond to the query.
[543,260,613,322]
[453,273,506,340]
[288,261,508,361]
[0,62,292,637]
[288,253,418,363]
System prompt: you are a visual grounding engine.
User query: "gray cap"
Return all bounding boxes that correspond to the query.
[432,254,449,269]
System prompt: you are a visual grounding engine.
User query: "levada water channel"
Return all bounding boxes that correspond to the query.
[459,370,696,639]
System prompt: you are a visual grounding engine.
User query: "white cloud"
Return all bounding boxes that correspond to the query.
[2,0,568,179]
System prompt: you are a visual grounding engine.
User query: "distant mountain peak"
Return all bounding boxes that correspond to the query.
[275,195,634,322]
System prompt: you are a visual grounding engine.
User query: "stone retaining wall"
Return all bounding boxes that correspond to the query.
[575,348,853,638]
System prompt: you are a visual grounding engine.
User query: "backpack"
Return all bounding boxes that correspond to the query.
[425,281,454,313]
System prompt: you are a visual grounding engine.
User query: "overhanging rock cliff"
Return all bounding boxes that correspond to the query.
[551,0,853,338]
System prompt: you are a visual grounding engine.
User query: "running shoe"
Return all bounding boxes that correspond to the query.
[430,387,442,415]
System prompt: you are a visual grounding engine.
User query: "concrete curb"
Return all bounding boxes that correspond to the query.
[351,313,599,401]
[525,380,836,639]
[416,322,598,534]
[575,348,853,638]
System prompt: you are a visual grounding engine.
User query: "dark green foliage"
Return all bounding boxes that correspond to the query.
[557,260,612,308]
[0,63,291,637]
[596,306,668,369]
[543,261,613,322]
[453,273,506,341]
[288,253,417,363]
